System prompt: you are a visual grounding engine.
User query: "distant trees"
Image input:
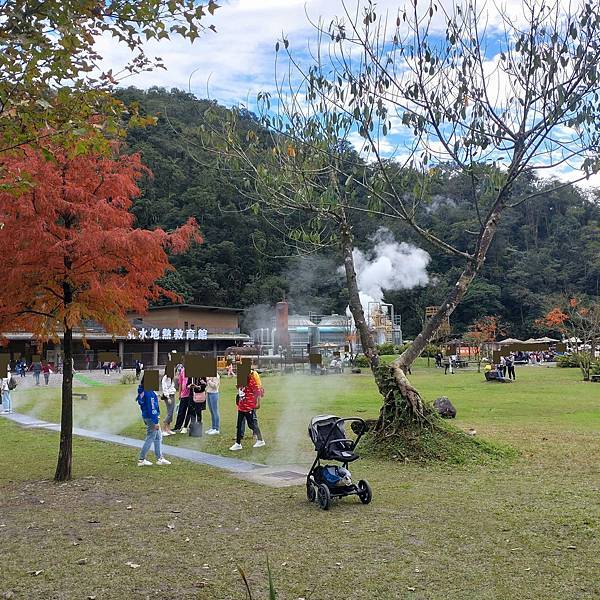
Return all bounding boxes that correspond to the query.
[540,299,600,381]
[0,144,201,481]
[114,88,599,337]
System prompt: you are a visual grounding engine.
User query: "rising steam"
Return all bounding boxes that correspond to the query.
[345,228,430,312]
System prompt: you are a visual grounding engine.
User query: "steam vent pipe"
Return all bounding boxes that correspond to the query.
[275,301,290,349]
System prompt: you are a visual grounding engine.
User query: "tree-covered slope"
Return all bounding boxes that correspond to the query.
[117,87,600,337]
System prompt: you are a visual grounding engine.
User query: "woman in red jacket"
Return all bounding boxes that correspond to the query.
[229,372,265,451]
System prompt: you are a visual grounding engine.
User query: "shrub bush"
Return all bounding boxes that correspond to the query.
[421,343,440,358]
[376,342,396,355]
[353,354,371,368]
[388,341,439,358]
[120,372,138,385]
[396,342,411,355]
[556,354,580,368]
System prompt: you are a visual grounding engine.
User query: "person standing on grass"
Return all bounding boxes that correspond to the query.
[1,368,12,413]
[498,355,506,378]
[506,355,516,380]
[229,371,265,451]
[172,366,192,434]
[136,384,171,467]
[32,359,42,385]
[161,371,176,436]
[187,376,207,427]
[205,372,221,435]
[41,361,51,385]
[444,356,454,375]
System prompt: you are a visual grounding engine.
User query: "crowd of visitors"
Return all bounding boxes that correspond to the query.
[135,354,266,466]
[484,355,516,381]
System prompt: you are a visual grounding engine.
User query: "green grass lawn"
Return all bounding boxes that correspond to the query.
[2,364,599,598]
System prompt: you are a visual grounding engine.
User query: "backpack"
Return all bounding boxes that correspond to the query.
[8,378,17,390]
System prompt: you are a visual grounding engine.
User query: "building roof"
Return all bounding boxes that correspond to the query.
[288,315,317,327]
[319,314,350,327]
[146,304,245,314]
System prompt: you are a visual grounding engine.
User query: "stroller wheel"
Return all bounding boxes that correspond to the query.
[306,481,316,503]
[357,479,372,505]
[317,484,331,510]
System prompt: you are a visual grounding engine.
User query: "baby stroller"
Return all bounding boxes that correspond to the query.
[306,415,372,510]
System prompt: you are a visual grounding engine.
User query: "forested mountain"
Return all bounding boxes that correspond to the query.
[117,87,600,338]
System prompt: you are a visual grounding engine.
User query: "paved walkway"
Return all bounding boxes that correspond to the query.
[2,412,307,488]
[11,369,129,390]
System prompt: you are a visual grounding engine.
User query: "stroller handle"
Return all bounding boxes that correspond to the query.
[317,417,368,457]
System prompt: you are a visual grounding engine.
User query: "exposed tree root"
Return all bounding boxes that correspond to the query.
[366,364,516,464]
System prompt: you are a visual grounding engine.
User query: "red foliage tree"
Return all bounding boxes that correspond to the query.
[464,316,504,372]
[539,299,600,381]
[0,144,202,481]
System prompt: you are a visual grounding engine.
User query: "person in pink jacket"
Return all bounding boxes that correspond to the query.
[172,366,193,434]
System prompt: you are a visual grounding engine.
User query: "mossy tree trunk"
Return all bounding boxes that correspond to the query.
[340,196,507,440]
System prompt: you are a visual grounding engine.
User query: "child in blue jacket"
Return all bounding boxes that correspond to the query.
[137,384,171,466]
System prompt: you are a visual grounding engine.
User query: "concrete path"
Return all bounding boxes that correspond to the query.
[2,412,307,488]
[10,368,130,390]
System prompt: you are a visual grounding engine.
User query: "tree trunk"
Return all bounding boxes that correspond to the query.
[397,264,479,369]
[580,353,590,381]
[378,196,507,433]
[340,222,378,367]
[396,196,506,370]
[55,262,74,484]
[339,220,428,428]
[55,325,73,482]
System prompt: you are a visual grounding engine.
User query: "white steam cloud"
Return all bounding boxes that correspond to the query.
[346,228,430,312]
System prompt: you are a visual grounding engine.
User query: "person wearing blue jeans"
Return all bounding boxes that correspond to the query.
[136,384,171,467]
[32,361,41,385]
[1,371,12,413]
[205,374,220,435]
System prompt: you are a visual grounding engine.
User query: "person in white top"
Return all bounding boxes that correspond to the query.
[1,369,13,413]
[160,372,177,435]
[205,373,221,435]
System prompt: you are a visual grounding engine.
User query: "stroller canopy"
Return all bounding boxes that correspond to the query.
[308,415,359,462]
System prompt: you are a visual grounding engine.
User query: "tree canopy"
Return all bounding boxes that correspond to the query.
[0,142,201,481]
[0,0,219,153]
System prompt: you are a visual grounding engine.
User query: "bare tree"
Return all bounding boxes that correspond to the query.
[197,0,600,444]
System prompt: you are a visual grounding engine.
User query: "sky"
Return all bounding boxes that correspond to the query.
[97,0,600,189]
[101,0,528,102]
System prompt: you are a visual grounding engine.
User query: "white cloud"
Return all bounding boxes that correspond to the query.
[94,0,597,191]
[100,0,402,104]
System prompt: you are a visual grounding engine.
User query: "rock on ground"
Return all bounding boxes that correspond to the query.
[434,396,456,419]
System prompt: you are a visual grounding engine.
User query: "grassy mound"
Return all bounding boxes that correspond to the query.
[362,424,517,464]
[366,363,518,464]
[362,418,518,465]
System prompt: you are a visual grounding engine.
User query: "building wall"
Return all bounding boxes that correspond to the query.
[130,307,240,332]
